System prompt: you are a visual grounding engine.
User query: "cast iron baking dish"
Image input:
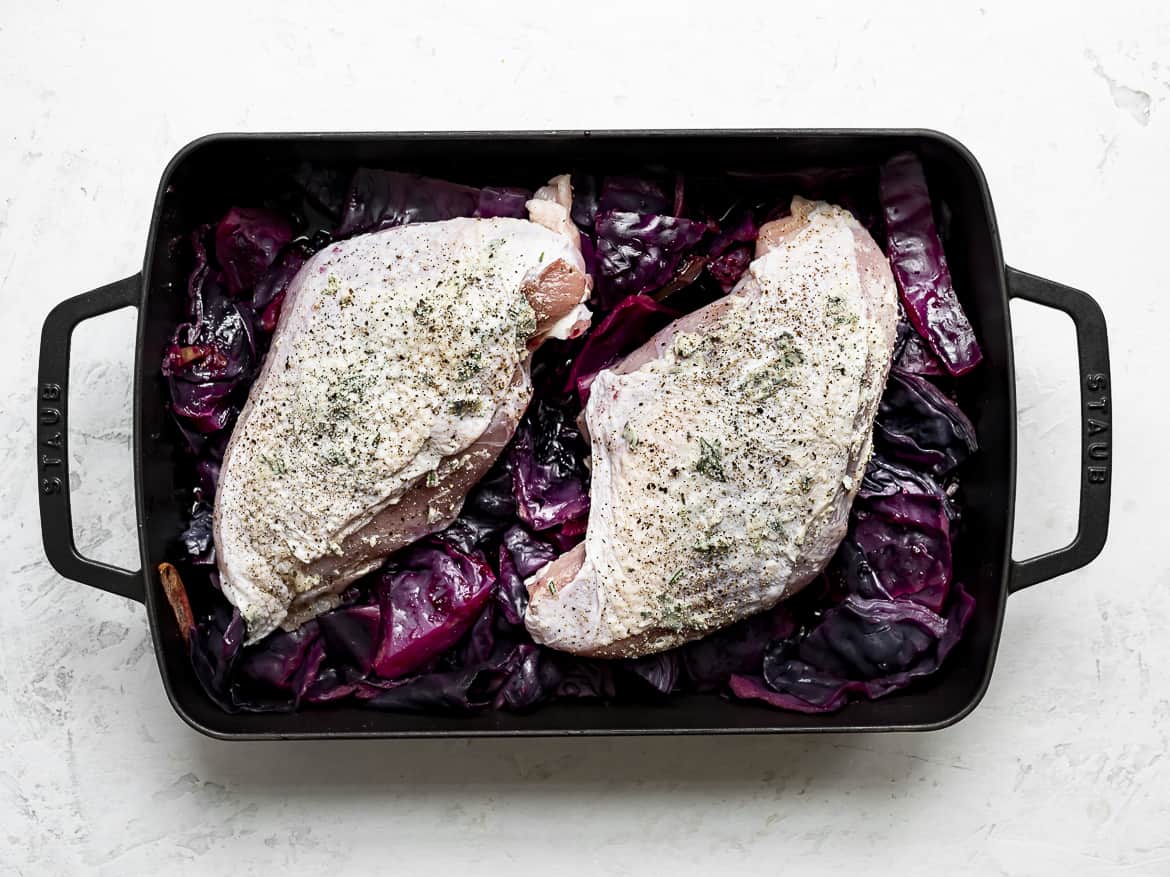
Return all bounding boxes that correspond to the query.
[36,130,1111,739]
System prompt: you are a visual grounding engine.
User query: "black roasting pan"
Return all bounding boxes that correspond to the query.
[36,130,1111,739]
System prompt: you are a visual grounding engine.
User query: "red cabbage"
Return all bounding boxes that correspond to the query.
[791,595,947,677]
[851,457,953,612]
[336,169,530,238]
[191,606,329,713]
[371,541,495,679]
[680,605,796,691]
[180,501,214,563]
[705,209,758,293]
[214,207,293,295]
[364,623,536,715]
[829,539,891,603]
[894,315,947,376]
[478,185,532,219]
[570,174,600,229]
[253,241,313,333]
[493,644,561,711]
[548,516,589,552]
[316,604,381,674]
[337,169,479,237]
[495,544,528,627]
[731,586,974,713]
[565,294,680,405]
[194,457,220,501]
[504,525,558,578]
[510,400,591,530]
[623,652,680,694]
[190,605,245,708]
[707,246,752,293]
[876,370,978,476]
[363,610,566,714]
[237,621,324,697]
[166,379,237,434]
[496,526,557,625]
[599,176,671,215]
[176,232,257,370]
[302,665,363,705]
[880,153,983,376]
[594,211,707,307]
[458,603,500,666]
[438,459,517,554]
[553,658,616,700]
[364,658,518,714]
[162,228,257,435]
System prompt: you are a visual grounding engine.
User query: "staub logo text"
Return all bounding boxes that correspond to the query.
[1085,372,1109,485]
[38,383,64,495]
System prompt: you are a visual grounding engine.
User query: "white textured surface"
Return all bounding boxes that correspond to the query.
[1,1,1166,873]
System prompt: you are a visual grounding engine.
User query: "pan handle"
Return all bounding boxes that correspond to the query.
[1006,266,1111,592]
[38,275,145,603]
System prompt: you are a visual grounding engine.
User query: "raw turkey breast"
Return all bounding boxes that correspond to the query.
[215,177,590,642]
[524,197,898,658]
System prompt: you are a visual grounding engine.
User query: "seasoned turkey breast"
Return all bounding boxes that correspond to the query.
[524,197,898,657]
[215,178,590,642]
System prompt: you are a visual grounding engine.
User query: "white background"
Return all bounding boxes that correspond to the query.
[2,1,1167,874]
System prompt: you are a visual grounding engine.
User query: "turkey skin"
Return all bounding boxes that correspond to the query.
[524,198,898,658]
[215,178,590,642]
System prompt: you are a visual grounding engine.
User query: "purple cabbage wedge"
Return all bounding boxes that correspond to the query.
[553,657,616,700]
[548,516,589,552]
[680,605,796,692]
[496,526,557,625]
[302,665,363,705]
[236,621,325,700]
[253,241,314,333]
[336,169,530,238]
[363,659,519,714]
[510,400,591,530]
[623,652,680,695]
[730,587,975,713]
[363,608,534,715]
[478,186,532,219]
[565,294,680,405]
[180,501,214,564]
[371,541,496,679]
[504,525,558,578]
[598,176,672,215]
[190,605,246,711]
[594,211,707,307]
[875,370,978,476]
[214,207,293,295]
[162,227,257,436]
[894,316,947,376]
[458,603,499,666]
[191,606,330,713]
[166,379,236,435]
[316,604,381,675]
[495,544,530,628]
[705,209,758,293]
[194,456,221,502]
[493,644,562,711]
[438,460,517,555]
[880,152,982,376]
[850,457,954,613]
[569,174,601,229]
